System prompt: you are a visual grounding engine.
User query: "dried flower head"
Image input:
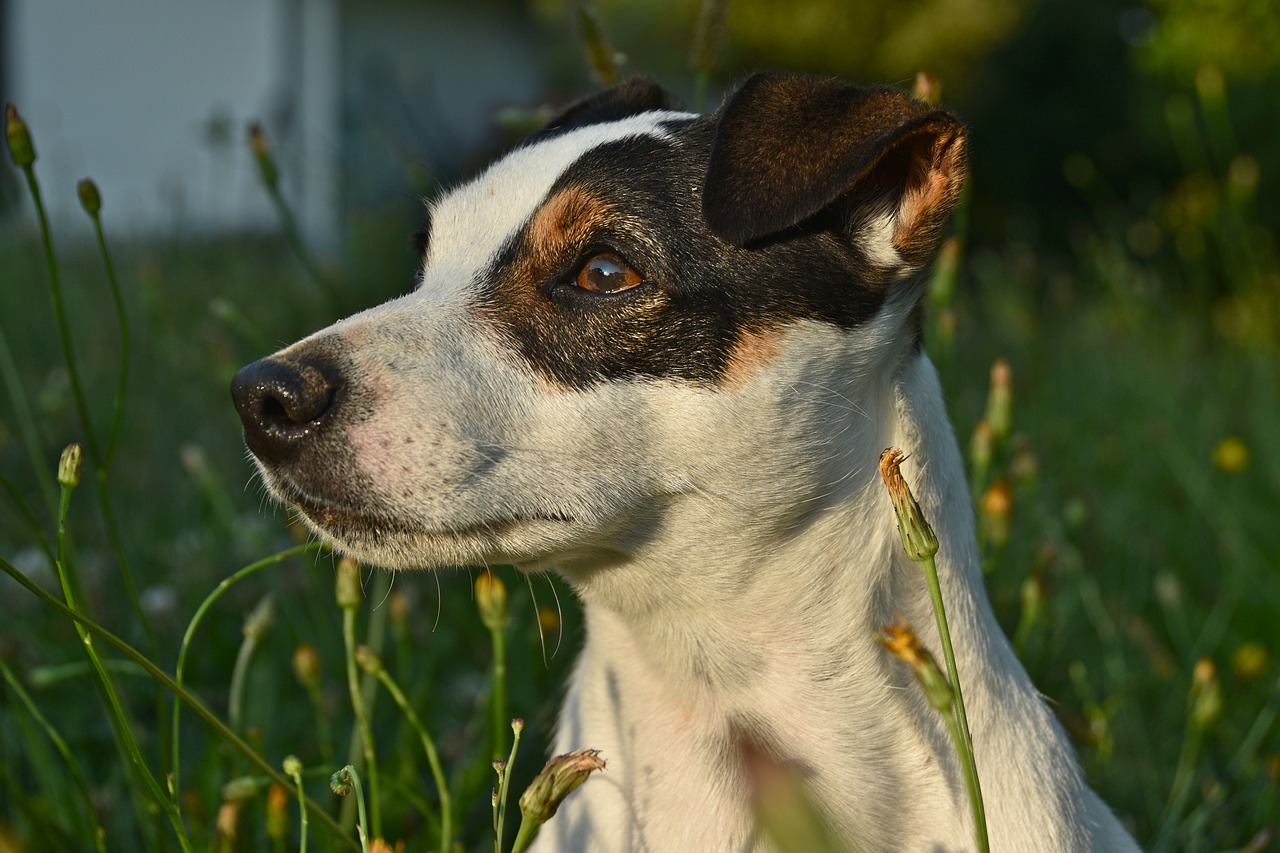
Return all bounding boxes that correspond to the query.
[878,616,954,713]
[519,748,607,825]
[878,448,939,562]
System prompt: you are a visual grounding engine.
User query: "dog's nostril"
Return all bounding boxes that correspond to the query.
[231,356,343,464]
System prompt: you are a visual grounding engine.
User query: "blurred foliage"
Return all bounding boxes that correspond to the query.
[1137,0,1280,78]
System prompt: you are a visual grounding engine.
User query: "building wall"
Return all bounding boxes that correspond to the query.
[6,0,339,242]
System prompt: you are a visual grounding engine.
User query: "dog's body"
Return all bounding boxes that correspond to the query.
[232,75,1140,851]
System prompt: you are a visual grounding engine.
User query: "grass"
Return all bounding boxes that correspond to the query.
[3,28,1280,853]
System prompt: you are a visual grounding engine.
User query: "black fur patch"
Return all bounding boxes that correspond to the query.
[474,120,895,390]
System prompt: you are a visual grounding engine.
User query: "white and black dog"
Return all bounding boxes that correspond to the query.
[232,74,1140,851]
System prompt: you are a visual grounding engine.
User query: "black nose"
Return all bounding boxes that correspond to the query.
[231,356,341,464]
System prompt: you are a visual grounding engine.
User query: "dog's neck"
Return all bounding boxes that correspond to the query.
[543,311,1114,850]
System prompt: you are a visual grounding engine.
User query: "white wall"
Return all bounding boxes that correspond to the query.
[8,0,339,243]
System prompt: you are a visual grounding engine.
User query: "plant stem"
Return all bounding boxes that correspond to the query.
[0,658,109,852]
[0,552,361,853]
[490,621,508,762]
[373,667,452,852]
[171,543,322,805]
[496,721,523,852]
[920,551,989,853]
[343,606,382,839]
[0,328,57,516]
[85,204,130,470]
[51,471,193,853]
[20,165,98,462]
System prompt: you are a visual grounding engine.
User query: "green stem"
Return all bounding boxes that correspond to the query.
[0,658,109,852]
[496,721,523,852]
[343,607,381,839]
[87,209,129,470]
[0,328,57,516]
[286,761,309,853]
[0,552,361,853]
[511,817,541,853]
[52,479,193,853]
[373,667,452,852]
[919,552,988,853]
[94,473,157,655]
[171,543,322,806]
[490,623,508,762]
[0,471,55,565]
[263,184,342,313]
[20,165,98,461]
[1154,718,1204,851]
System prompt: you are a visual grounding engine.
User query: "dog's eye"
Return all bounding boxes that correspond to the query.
[575,253,642,294]
[411,269,425,291]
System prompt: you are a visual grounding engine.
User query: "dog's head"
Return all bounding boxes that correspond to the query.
[231,73,965,576]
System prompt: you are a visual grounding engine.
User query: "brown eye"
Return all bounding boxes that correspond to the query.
[575,253,642,294]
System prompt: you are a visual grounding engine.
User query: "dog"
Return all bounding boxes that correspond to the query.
[231,73,1141,852]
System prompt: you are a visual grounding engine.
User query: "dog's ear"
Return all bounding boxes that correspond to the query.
[539,76,684,135]
[703,74,965,271]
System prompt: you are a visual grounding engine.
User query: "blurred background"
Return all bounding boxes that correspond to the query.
[1,1,1278,851]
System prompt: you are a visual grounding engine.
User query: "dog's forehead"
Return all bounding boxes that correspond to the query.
[426,110,695,269]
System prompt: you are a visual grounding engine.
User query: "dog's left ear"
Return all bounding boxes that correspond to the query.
[703,74,965,271]
[540,76,684,135]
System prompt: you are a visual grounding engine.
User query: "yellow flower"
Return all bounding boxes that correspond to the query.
[1213,436,1249,474]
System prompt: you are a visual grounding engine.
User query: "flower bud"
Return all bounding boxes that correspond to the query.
[243,594,274,641]
[475,570,508,632]
[292,644,321,688]
[878,448,939,562]
[221,776,259,802]
[354,643,382,676]
[538,606,560,635]
[335,556,362,609]
[5,104,35,167]
[330,765,357,796]
[1190,658,1222,730]
[248,122,278,189]
[985,359,1013,440]
[912,72,942,105]
[979,479,1013,548]
[518,749,606,826]
[282,755,304,777]
[1231,642,1269,681]
[388,589,410,627]
[1213,436,1249,474]
[216,801,240,841]
[58,443,83,489]
[878,617,954,713]
[77,178,102,216]
[266,783,288,840]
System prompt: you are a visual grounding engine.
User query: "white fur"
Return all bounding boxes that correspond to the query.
[257,119,1140,852]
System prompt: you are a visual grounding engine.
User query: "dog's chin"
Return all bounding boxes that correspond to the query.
[285,494,580,571]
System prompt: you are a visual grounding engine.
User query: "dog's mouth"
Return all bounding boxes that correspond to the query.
[294,492,573,538]
[278,483,579,568]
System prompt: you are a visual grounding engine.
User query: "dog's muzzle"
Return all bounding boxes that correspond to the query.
[231,356,342,465]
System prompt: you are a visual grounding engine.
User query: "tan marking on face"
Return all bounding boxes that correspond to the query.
[473,185,629,377]
[525,186,616,267]
[722,328,783,387]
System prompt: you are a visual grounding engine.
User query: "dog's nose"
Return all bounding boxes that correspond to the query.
[231,356,341,464]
